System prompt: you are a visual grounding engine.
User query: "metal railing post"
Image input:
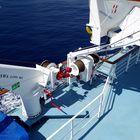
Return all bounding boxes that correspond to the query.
[98,64,115,119]
[98,93,104,118]
[126,53,132,72]
[70,120,74,140]
[136,48,140,64]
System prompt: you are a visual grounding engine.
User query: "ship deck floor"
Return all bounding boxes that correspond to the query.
[9,75,105,139]
[83,64,140,140]
[30,48,140,140]
[30,62,140,140]
[8,47,140,140]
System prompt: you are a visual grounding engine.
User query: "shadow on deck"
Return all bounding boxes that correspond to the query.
[79,64,140,140]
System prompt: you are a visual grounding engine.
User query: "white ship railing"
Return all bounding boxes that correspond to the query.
[47,65,115,140]
[116,47,140,77]
[47,46,140,140]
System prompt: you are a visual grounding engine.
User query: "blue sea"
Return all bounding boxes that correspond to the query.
[0,0,90,66]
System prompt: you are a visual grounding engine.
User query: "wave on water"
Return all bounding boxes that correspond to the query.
[0,0,89,65]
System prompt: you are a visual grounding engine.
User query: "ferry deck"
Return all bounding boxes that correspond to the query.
[7,46,140,140]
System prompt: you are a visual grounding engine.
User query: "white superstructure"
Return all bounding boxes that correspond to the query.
[87,0,140,45]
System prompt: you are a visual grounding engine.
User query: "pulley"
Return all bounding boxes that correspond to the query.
[70,60,85,76]
[40,60,57,69]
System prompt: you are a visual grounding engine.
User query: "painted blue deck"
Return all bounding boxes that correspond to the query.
[29,65,140,140]
[82,65,140,140]
[9,78,104,119]
[29,78,105,139]
[7,47,140,140]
